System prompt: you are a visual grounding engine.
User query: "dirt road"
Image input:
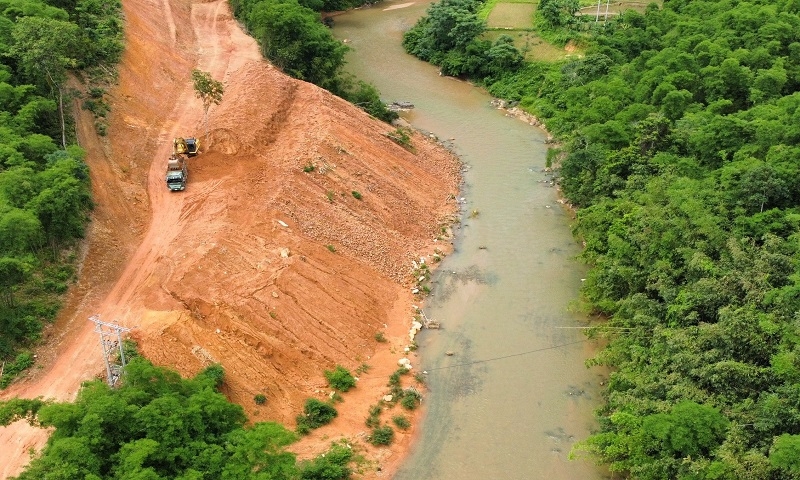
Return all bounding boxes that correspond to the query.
[0,0,460,477]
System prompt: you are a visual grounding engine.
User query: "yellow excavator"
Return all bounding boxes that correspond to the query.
[173,137,199,157]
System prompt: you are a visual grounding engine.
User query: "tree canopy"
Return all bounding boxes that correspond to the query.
[10,359,352,480]
[0,0,122,386]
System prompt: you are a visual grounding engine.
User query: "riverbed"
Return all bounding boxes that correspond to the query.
[332,4,608,478]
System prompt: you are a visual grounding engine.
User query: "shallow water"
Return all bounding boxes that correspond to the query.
[332,5,608,478]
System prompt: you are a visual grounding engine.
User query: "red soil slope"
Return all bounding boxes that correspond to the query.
[0,0,460,477]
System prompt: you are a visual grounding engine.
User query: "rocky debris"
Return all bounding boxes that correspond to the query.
[388,101,414,111]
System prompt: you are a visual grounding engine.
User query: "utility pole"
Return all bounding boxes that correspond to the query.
[89,315,131,387]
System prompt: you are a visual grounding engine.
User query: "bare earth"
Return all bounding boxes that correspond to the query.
[0,0,461,477]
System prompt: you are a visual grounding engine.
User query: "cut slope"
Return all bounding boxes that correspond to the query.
[0,0,461,477]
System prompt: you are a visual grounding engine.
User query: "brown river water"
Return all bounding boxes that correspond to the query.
[332,4,609,478]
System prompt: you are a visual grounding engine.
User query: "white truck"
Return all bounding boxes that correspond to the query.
[165,154,188,191]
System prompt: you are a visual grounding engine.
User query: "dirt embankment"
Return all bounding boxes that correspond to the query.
[0,0,461,477]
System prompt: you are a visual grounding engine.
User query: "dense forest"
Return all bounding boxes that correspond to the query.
[0,0,123,387]
[404,0,800,477]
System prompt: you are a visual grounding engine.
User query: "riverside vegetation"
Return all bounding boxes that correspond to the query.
[402,0,800,477]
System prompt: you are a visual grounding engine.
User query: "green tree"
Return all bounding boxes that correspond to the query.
[247,0,348,91]
[770,434,800,474]
[10,16,83,148]
[538,0,580,29]
[0,257,30,307]
[643,401,729,457]
[191,69,224,143]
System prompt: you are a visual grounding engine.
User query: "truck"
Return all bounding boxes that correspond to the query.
[165,154,188,191]
[174,137,199,157]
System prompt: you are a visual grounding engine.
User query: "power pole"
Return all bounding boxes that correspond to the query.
[89,315,131,387]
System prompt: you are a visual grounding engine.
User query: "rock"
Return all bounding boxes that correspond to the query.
[280,248,290,257]
[383,395,393,402]
[445,351,454,356]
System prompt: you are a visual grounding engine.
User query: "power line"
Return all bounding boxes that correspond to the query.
[422,339,589,372]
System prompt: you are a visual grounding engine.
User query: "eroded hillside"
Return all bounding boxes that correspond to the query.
[0,0,460,477]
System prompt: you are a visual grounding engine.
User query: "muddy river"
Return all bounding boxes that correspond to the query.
[332,4,608,478]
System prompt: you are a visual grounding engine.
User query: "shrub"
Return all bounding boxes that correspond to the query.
[198,363,225,388]
[303,163,316,173]
[374,332,387,343]
[369,425,394,446]
[355,363,371,374]
[401,390,422,410]
[392,415,411,430]
[324,365,356,392]
[366,404,382,428]
[386,128,413,150]
[351,191,362,200]
[388,367,408,387]
[254,394,267,405]
[299,442,352,480]
[326,244,336,253]
[0,352,34,388]
[296,398,338,434]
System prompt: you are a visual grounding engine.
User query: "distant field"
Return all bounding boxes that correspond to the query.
[481,0,661,62]
[486,3,537,29]
[484,30,572,62]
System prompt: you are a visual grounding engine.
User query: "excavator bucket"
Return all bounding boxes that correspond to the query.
[173,137,188,155]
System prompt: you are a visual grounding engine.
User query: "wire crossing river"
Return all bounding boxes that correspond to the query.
[332,3,609,479]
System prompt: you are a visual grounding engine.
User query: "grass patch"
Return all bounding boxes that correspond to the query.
[486,3,537,29]
[355,363,371,374]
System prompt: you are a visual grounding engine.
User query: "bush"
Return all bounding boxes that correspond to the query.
[365,404,381,428]
[0,352,34,388]
[351,191,362,200]
[324,365,356,392]
[198,363,225,388]
[401,390,422,410]
[368,425,394,446]
[254,393,267,405]
[296,398,338,434]
[0,398,47,426]
[299,442,352,480]
[392,415,411,430]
